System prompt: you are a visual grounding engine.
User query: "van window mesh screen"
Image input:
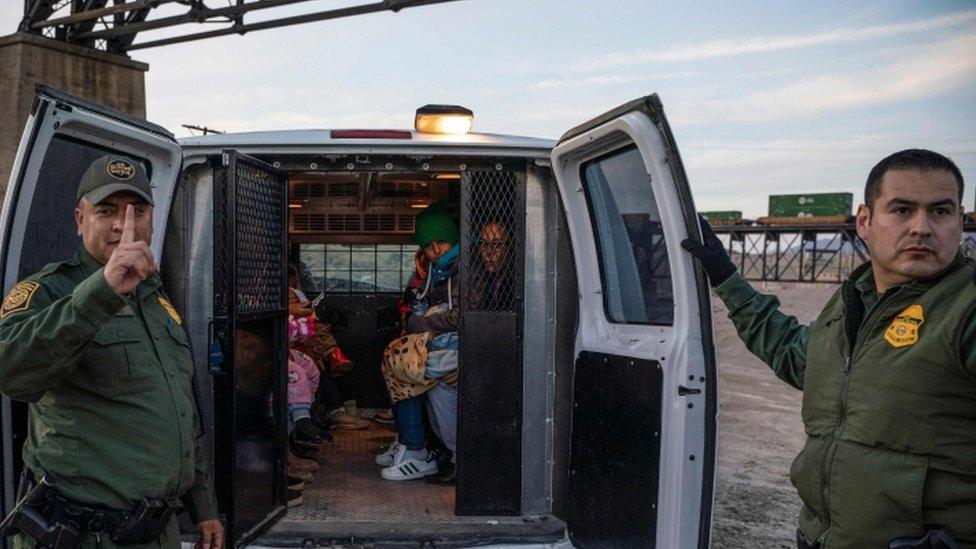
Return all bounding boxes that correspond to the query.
[214,168,229,317]
[462,170,524,313]
[234,160,286,315]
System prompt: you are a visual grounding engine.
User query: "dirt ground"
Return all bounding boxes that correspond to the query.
[709,281,839,548]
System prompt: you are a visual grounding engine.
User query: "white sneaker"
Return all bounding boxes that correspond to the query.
[380,445,437,481]
[375,439,402,466]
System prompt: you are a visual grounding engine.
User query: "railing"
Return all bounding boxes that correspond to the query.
[713,222,976,283]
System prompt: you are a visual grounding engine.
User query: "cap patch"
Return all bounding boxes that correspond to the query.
[106,160,136,180]
[1,281,40,319]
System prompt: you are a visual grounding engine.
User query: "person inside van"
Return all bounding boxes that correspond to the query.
[376,201,460,482]
[288,265,368,432]
[470,220,513,311]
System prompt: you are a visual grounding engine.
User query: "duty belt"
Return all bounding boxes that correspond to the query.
[0,470,183,547]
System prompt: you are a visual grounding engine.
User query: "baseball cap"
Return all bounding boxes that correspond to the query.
[76,155,154,206]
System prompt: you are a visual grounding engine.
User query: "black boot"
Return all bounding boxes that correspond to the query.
[426,461,456,485]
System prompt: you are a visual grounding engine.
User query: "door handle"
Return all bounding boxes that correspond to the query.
[208,318,227,376]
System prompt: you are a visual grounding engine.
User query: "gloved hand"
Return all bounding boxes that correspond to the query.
[680,215,736,287]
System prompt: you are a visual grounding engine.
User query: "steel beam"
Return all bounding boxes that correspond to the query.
[122,0,459,50]
[715,222,976,283]
[22,0,463,53]
[31,0,161,29]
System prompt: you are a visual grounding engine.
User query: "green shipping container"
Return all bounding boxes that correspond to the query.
[700,210,743,220]
[768,193,852,217]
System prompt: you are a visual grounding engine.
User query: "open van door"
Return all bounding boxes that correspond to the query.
[209,151,288,546]
[0,86,183,519]
[551,94,717,548]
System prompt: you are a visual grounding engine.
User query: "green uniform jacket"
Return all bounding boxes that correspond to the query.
[715,253,976,548]
[0,247,217,547]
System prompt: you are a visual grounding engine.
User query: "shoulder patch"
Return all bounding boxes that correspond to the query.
[1,281,41,319]
[884,304,924,348]
[158,295,182,325]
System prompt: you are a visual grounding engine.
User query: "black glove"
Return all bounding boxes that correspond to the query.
[681,215,736,287]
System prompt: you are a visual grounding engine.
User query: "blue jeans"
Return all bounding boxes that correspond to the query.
[393,396,426,450]
[426,383,457,454]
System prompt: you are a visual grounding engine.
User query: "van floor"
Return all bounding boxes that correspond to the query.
[258,420,567,546]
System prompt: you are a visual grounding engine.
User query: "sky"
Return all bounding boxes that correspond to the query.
[3,0,975,217]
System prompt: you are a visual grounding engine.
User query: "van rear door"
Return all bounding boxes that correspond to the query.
[0,85,183,518]
[209,151,289,546]
[551,94,717,548]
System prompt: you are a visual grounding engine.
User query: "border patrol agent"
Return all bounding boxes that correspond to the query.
[0,156,224,548]
[683,149,975,549]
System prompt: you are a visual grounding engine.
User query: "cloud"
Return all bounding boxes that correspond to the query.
[667,33,976,125]
[571,9,976,70]
[529,71,696,91]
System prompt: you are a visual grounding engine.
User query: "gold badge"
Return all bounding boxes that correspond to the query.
[106,160,136,180]
[1,281,40,319]
[158,296,182,325]
[884,304,924,348]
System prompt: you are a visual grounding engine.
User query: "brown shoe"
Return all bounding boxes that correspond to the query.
[288,451,320,472]
[374,408,395,424]
[331,412,370,430]
[287,487,304,507]
[287,467,313,482]
[287,475,305,491]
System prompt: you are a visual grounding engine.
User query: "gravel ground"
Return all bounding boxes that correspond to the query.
[710,282,839,548]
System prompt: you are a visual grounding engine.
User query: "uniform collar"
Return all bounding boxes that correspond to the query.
[74,245,161,298]
[847,250,968,296]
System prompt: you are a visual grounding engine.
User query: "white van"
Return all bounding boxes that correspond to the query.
[0,86,718,548]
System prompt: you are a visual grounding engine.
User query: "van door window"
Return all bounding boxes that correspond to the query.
[17,135,151,279]
[580,144,674,325]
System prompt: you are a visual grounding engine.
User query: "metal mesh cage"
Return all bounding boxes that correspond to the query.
[234,160,287,315]
[462,170,524,313]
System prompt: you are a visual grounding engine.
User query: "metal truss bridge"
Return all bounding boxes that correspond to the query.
[713,222,976,283]
[19,0,462,54]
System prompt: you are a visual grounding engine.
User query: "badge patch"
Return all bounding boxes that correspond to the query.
[158,296,182,325]
[1,281,40,319]
[106,160,136,180]
[884,304,924,348]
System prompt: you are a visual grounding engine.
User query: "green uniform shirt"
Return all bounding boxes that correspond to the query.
[0,247,217,530]
[713,266,976,389]
[714,254,976,547]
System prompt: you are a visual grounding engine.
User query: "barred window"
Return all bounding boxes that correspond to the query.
[299,243,416,294]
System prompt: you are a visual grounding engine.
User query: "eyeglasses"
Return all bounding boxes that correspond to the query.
[478,239,508,251]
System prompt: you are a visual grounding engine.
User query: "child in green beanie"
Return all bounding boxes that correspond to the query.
[377,201,461,483]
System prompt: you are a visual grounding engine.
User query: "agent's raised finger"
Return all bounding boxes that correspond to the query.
[121,204,135,245]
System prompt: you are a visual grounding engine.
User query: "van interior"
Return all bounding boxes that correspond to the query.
[188,156,577,545]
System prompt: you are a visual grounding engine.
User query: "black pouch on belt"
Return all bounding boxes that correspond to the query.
[796,529,820,549]
[890,526,960,549]
[109,497,183,545]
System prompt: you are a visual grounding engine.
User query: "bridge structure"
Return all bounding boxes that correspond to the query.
[713,222,976,283]
[19,0,461,53]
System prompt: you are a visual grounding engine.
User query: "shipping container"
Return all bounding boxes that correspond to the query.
[768,192,852,218]
[700,210,742,220]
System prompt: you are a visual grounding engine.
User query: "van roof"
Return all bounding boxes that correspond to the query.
[178,129,557,156]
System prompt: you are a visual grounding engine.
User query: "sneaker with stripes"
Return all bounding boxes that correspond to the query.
[380,444,437,481]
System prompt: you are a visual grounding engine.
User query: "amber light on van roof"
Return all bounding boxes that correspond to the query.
[415,104,474,135]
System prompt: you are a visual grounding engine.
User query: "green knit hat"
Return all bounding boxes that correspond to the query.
[414,201,458,248]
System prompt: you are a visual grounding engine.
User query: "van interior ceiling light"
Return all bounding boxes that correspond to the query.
[415,104,474,135]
